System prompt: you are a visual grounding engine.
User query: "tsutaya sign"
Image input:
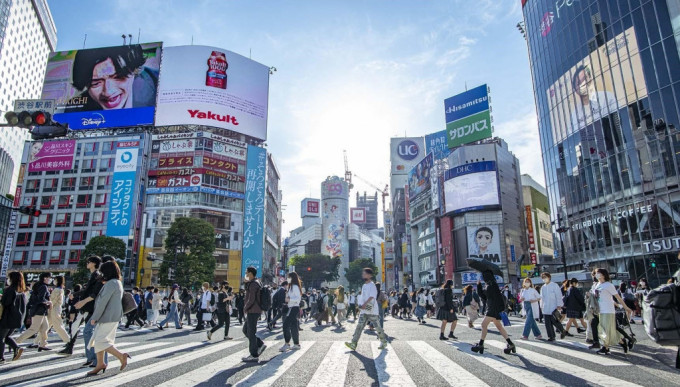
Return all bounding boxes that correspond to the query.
[644,238,680,253]
[571,202,655,231]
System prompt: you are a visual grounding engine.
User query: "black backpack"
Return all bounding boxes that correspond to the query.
[642,283,680,346]
[317,295,326,312]
[258,284,272,311]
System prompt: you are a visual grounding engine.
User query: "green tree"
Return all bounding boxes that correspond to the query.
[288,253,340,289]
[344,258,379,291]
[159,217,216,289]
[73,236,127,285]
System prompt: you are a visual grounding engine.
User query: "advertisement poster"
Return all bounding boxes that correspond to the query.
[155,155,194,169]
[408,153,433,203]
[444,161,499,214]
[444,84,492,148]
[546,27,647,146]
[461,271,504,284]
[241,145,266,277]
[321,176,348,258]
[425,129,450,160]
[390,137,425,175]
[301,198,320,217]
[42,42,162,129]
[467,225,501,264]
[107,143,139,241]
[27,140,76,172]
[155,46,270,140]
[157,138,196,154]
[350,207,366,223]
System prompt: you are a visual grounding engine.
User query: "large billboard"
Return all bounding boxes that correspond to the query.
[107,141,140,242]
[42,43,162,130]
[301,198,320,217]
[425,129,450,160]
[155,46,270,140]
[444,161,499,214]
[350,207,366,223]
[444,84,492,148]
[408,153,433,203]
[241,145,267,277]
[390,137,425,175]
[546,27,647,146]
[27,140,76,172]
[467,225,502,264]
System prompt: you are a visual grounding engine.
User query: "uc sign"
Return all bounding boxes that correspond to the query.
[397,140,419,161]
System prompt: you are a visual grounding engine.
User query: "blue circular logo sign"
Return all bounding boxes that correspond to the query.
[121,151,133,163]
[397,140,419,161]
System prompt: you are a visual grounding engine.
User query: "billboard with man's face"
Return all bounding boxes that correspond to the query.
[41,42,162,130]
[467,225,501,264]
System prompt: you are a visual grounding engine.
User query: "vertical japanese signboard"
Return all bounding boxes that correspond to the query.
[107,142,139,242]
[0,212,17,281]
[241,145,266,277]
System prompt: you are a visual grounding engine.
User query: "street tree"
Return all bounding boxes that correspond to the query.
[159,217,216,289]
[344,258,379,291]
[288,253,340,289]
[73,235,126,285]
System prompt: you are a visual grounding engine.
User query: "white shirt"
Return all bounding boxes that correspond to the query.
[539,281,563,314]
[427,293,434,305]
[593,281,618,314]
[348,295,356,304]
[358,281,379,315]
[520,287,541,318]
[287,285,301,308]
[201,290,212,309]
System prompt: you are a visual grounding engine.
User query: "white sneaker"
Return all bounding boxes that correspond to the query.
[242,356,259,362]
[291,344,301,350]
[279,344,290,352]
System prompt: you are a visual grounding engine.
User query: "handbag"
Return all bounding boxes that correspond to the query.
[202,312,212,321]
[551,308,563,322]
[500,311,511,326]
[122,292,138,314]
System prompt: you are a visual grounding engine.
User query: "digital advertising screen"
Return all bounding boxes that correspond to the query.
[444,161,499,214]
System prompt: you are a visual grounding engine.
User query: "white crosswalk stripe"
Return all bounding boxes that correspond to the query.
[235,341,313,386]
[407,341,489,386]
[0,341,137,368]
[371,342,417,387]
[307,341,352,387]
[514,338,629,366]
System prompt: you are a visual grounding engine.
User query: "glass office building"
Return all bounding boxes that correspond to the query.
[522,0,680,285]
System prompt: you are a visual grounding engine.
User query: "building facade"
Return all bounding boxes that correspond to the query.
[522,0,680,285]
[0,0,56,194]
[355,192,379,230]
[521,173,555,267]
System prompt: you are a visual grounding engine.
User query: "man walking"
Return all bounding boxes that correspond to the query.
[345,268,388,351]
[268,282,286,331]
[540,272,566,341]
[348,290,357,321]
[242,266,266,362]
[195,282,216,331]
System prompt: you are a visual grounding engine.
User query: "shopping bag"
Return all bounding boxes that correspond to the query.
[202,312,212,321]
[500,311,511,326]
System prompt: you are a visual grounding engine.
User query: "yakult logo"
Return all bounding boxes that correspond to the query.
[397,140,419,161]
[188,109,239,126]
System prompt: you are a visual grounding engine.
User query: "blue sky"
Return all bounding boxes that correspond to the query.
[48,0,542,234]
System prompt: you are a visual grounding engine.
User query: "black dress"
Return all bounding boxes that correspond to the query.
[478,275,505,320]
[0,288,26,329]
[436,288,458,322]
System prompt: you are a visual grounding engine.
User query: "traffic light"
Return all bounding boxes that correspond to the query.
[17,206,41,216]
[532,266,540,277]
[4,110,67,140]
[168,267,175,281]
[650,259,657,268]
[307,267,311,271]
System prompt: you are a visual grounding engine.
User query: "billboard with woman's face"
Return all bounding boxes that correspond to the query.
[41,42,162,130]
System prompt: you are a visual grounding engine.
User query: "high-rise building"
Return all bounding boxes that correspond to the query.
[0,0,56,194]
[355,191,378,230]
[521,174,554,266]
[522,0,680,284]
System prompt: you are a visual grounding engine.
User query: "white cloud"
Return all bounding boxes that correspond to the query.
[494,110,546,186]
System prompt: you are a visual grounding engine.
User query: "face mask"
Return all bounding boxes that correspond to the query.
[640,282,646,286]
[244,275,249,281]
[542,278,549,284]
[595,273,602,280]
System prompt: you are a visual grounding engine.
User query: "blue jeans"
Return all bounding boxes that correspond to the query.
[159,303,181,328]
[83,320,108,365]
[522,301,542,338]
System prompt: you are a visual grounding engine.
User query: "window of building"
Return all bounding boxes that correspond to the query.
[58,195,72,208]
[92,211,105,224]
[96,175,110,189]
[71,231,86,245]
[68,250,82,264]
[81,159,97,173]
[19,214,31,227]
[16,232,31,246]
[64,160,79,174]
[84,142,98,155]
[21,196,36,207]
[13,251,26,264]
[100,158,114,172]
[76,194,91,208]
[74,212,89,226]
[61,177,75,191]
[102,141,115,154]
[43,178,58,192]
[49,250,64,264]
[91,230,103,237]
[55,213,71,227]
[30,250,44,263]
[36,214,51,227]
[53,231,68,245]
[34,231,50,245]
[94,193,107,207]
[40,196,53,209]
[25,179,40,193]
[79,176,93,190]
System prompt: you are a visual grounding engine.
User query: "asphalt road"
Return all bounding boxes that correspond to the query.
[1,313,679,386]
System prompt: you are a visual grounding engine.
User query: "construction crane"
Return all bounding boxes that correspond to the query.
[353,173,389,213]
[343,150,354,190]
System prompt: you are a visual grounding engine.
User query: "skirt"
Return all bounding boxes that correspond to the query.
[566,309,583,319]
[597,313,622,348]
[89,322,118,353]
[436,308,457,322]
[414,305,426,318]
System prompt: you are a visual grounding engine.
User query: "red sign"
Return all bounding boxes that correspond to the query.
[158,156,194,168]
[148,175,201,188]
[13,186,21,207]
[528,234,536,250]
[307,201,319,214]
[148,168,244,182]
[350,208,366,223]
[118,141,140,148]
[530,252,537,264]
[203,155,238,173]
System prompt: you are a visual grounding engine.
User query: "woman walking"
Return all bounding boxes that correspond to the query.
[437,280,458,340]
[87,260,130,375]
[0,271,27,362]
[280,272,302,352]
[591,268,633,355]
[179,288,193,326]
[157,284,182,330]
[519,278,542,340]
[563,278,587,335]
[47,275,71,345]
[207,282,233,341]
[335,285,346,327]
[471,273,516,354]
[15,272,52,351]
[151,288,162,325]
[462,285,480,328]
[414,288,427,324]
